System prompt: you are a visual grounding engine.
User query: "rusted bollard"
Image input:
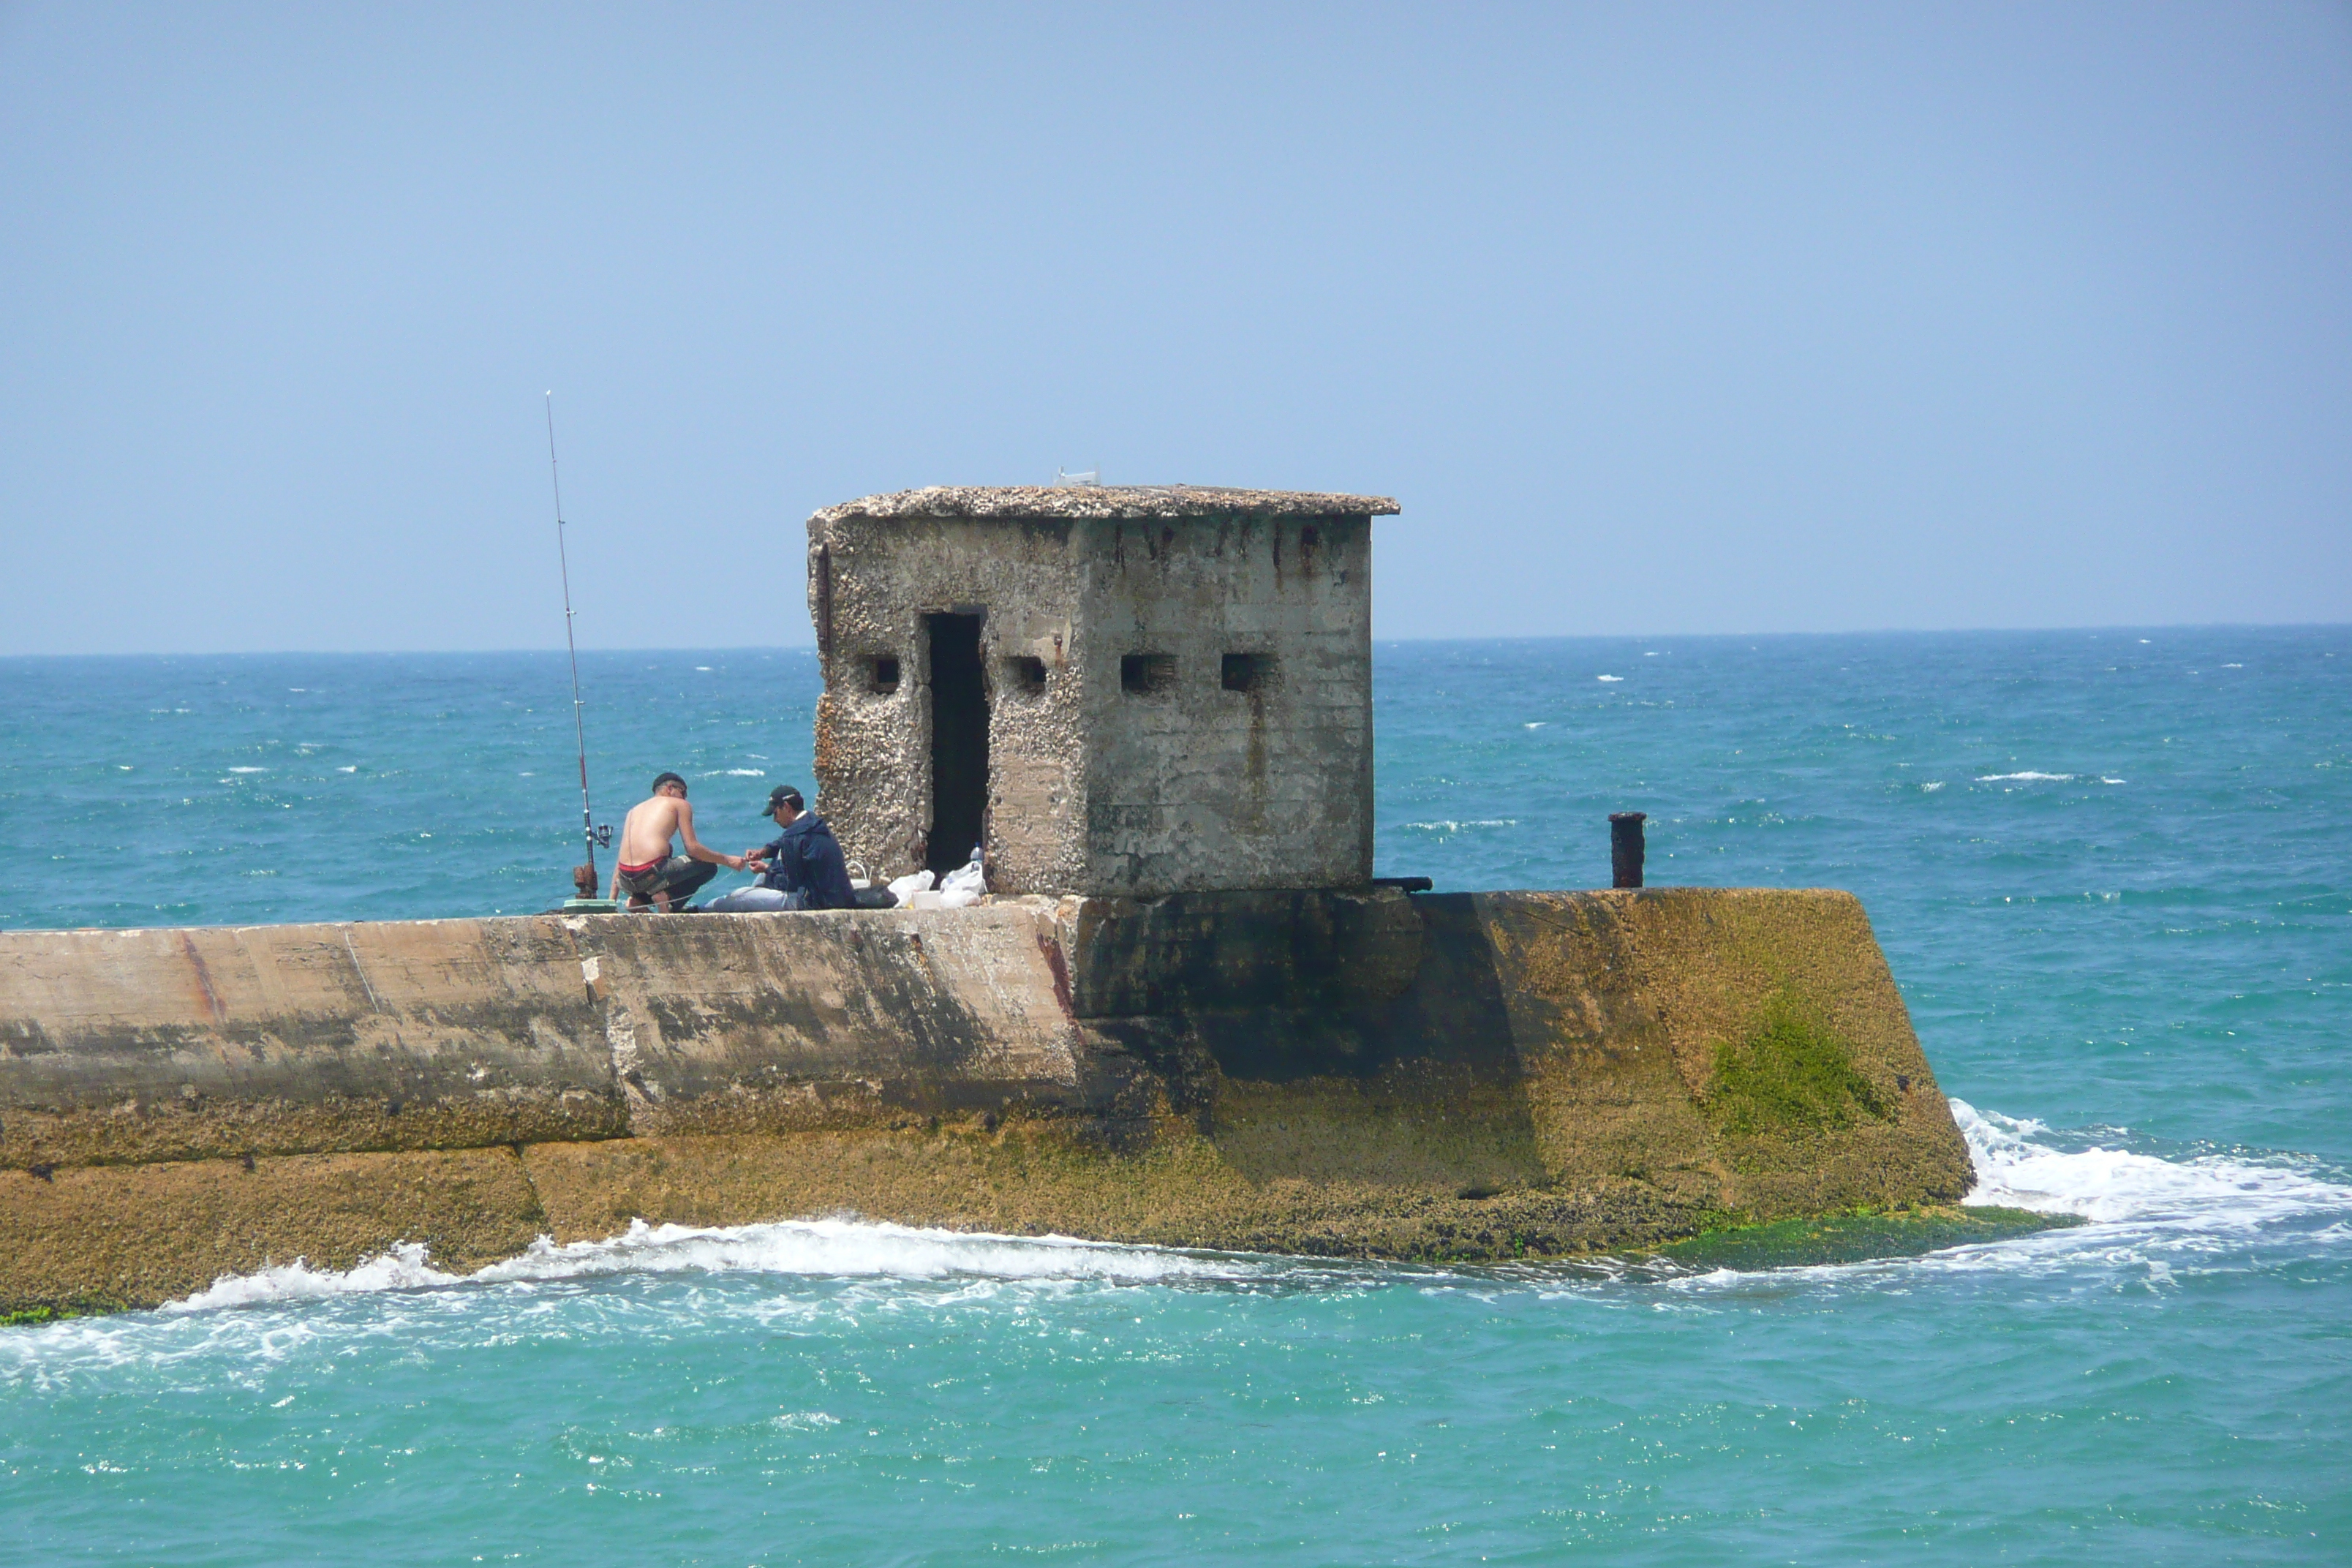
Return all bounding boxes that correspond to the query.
[1610,812,1647,889]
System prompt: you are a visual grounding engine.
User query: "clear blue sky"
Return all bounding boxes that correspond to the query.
[4,2,2347,654]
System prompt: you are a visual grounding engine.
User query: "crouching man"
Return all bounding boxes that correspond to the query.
[610,772,746,911]
[705,785,856,913]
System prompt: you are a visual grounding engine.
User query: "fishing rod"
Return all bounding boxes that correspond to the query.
[546,392,613,908]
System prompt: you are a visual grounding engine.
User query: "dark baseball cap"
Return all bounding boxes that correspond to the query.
[764,785,804,814]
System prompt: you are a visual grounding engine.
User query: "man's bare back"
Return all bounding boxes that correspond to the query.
[609,773,745,908]
[617,791,690,867]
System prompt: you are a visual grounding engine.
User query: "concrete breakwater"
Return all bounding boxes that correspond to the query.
[0,888,1972,1316]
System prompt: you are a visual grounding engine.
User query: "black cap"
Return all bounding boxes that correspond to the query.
[764,785,804,815]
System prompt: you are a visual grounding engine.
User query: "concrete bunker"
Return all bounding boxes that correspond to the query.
[807,485,1402,897]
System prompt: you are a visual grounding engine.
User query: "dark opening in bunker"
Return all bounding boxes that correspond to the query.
[925,612,988,875]
[1122,652,1177,696]
[1002,655,1047,696]
[1221,652,1276,693]
[864,654,900,694]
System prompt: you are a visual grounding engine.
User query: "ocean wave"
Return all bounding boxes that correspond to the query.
[113,1112,2352,1322]
[1974,771,2072,782]
[472,1218,1249,1287]
[1397,818,1517,833]
[702,768,766,777]
[1643,1104,2352,1299]
[167,1242,460,1312]
[154,1218,1258,1315]
[1953,1100,2352,1230]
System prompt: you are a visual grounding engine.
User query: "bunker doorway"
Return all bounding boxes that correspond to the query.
[925,611,989,876]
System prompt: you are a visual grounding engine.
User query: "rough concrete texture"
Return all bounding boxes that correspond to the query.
[0,917,626,1169]
[0,889,1973,1315]
[0,1147,544,1316]
[0,906,1082,1169]
[808,489,1390,896]
[812,485,1399,524]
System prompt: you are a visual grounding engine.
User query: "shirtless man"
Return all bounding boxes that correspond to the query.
[608,772,746,911]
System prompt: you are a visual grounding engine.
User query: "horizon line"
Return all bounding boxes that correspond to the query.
[1,619,2348,660]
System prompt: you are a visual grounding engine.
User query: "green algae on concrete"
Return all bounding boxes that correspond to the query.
[0,888,1982,1316]
[1659,1205,2080,1272]
[1702,993,1893,1137]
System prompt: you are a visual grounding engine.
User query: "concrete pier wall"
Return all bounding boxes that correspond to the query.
[0,889,1972,1316]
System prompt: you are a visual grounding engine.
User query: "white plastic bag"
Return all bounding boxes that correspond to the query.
[938,885,982,909]
[939,862,986,898]
[886,869,935,904]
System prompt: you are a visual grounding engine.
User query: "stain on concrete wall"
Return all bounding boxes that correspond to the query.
[807,486,1396,896]
[0,891,1973,1313]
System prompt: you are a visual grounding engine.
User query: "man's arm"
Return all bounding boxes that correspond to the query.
[674,801,746,870]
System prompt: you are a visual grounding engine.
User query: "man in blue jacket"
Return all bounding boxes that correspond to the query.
[708,785,856,912]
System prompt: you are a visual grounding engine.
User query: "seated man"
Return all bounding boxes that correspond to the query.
[608,772,746,911]
[707,785,856,913]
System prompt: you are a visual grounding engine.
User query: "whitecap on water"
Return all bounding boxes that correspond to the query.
[148,1218,1267,1317]
[1953,1100,2352,1232]
[1974,771,2073,783]
[167,1241,460,1312]
[90,1117,2352,1324]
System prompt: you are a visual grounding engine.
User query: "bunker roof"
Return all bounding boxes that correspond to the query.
[813,484,1401,526]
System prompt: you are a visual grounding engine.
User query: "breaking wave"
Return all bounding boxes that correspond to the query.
[157,1218,1262,1314]
[1953,1099,2352,1232]
[108,1109,2352,1320]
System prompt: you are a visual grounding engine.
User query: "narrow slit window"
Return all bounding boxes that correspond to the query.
[865,655,900,694]
[1221,652,1275,693]
[1121,652,1176,695]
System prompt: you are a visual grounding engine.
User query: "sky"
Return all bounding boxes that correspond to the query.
[2,2,2348,655]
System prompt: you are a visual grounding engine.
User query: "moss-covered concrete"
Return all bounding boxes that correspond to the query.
[1656,1205,2080,1271]
[0,1147,546,1316]
[0,886,1980,1316]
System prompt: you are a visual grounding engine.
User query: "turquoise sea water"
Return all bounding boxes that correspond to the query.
[3,627,2349,1564]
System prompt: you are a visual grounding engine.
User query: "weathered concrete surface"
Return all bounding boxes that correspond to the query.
[0,889,1974,1316]
[0,918,625,1169]
[0,1148,544,1316]
[809,487,1394,897]
[0,906,1085,1170]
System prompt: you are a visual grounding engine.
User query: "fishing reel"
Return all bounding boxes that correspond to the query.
[587,823,612,849]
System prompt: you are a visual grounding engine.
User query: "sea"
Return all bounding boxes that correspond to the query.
[2,627,2348,1564]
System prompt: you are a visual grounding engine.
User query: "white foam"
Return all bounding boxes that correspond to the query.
[472,1217,1246,1286]
[1596,674,1624,682]
[165,1242,459,1312]
[703,768,765,777]
[157,1218,1253,1314]
[137,1124,2352,1319]
[1975,772,2072,782]
[1955,1100,2352,1231]
[226,766,268,774]
[1398,819,1517,833]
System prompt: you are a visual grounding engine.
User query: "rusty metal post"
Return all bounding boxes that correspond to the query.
[1610,812,1647,889]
